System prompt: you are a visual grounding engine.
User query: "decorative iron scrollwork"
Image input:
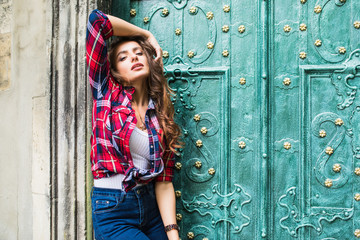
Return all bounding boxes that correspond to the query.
[331,49,360,110]
[278,187,354,237]
[182,184,252,233]
[184,112,219,183]
[312,112,349,188]
[311,1,348,62]
[167,0,188,10]
[165,57,199,111]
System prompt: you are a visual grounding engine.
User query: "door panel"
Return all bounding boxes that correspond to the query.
[112,0,360,239]
[272,0,360,239]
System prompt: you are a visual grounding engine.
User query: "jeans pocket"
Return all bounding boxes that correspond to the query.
[92,195,119,214]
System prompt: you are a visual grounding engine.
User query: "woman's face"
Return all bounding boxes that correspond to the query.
[114,41,150,86]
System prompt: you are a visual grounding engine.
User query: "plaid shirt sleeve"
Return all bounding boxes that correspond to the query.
[155,148,175,182]
[86,9,113,99]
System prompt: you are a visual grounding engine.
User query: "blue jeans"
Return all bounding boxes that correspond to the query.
[91,182,168,240]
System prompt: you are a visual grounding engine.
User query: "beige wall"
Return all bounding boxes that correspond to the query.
[0,0,112,238]
[0,0,51,239]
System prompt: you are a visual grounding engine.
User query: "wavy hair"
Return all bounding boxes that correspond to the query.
[109,35,183,152]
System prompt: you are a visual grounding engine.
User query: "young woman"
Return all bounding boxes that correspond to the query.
[86,9,182,240]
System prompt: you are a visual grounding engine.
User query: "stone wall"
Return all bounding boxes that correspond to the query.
[0,0,112,239]
[0,0,51,239]
[0,0,11,90]
[0,1,16,239]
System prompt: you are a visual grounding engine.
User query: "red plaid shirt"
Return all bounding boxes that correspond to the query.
[86,9,175,191]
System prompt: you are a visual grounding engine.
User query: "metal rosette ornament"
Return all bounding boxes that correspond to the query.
[311,112,349,188]
[185,112,219,183]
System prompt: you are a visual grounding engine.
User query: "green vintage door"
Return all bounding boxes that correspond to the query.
[111,0,360,239]
[271,0,360,239]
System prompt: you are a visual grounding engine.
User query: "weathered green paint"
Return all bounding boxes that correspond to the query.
[112,0,360,239]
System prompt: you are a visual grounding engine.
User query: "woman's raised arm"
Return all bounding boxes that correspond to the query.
[107,15,163,63]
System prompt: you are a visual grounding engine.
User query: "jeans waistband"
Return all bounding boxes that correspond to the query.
[92,181,154,199]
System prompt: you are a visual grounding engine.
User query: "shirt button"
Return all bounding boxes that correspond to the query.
[150,145,154,148]
[137,189,141,194]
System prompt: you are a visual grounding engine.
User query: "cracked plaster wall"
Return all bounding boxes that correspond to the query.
[0,0,51,239]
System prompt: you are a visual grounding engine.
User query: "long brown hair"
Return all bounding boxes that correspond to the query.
[109,36,182,153]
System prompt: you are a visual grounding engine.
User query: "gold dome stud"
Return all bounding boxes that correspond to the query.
[284,142,291,150]
[314,5,322,14]
[325,179,333,187]
[130,9,137,17]
[208,168,216,175]
[339,0,346,2]
[354,21,360,29]
[206,11,214,20]
[325,147,334,155]
[315,39,322,47]
[354,229,360,238]
[223,5,230,12]
[222,25,230,32]
[319,130,326,138]
[196,140,203,148]
[203,238,209,240]
[355,168,360,176]
[176,213,183,221]
[333,164,341,172]
[354,193,360,201]
[162,51,169,58]
[187,232,195,239]
[238,141,246,149]
[207,42,214,49]
[143,17,150,23]
[195,161,202,168]
[283,78,291,86]
[222,50,229,57]
[193,114,201,122]
[239,77,246,85]
[200,127,208,135]
[175,162,182,170]
[175,28,182,35]
[175,190,182,198]
[238,25,246,33]
[301,0,307,3]
[299,23,307,31]
[283,25,292,32]
[335,118,344,126]
[162,8,169,16]
[188,50,195,58]
[299,52,307,59]
[189,6,197,14]
[338,47,346,54]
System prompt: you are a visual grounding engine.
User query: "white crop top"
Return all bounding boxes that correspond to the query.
[94,127,150,189]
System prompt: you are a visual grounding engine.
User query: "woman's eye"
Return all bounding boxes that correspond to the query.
[119,56,126,61]
[136,52,143,56]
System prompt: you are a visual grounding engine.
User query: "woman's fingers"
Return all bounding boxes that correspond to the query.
[147,33,163,64]
[155,47,163,63]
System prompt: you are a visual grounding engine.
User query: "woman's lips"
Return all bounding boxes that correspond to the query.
[131,63,144,70]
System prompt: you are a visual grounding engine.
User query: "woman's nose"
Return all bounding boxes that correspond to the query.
[131,54,138,62]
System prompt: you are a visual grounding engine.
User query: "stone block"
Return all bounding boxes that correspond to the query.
[0,32,11,91]
[0,1,12,34]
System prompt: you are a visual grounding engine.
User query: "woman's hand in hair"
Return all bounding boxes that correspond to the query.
[145,31,163,65]
[107,14,163,65]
